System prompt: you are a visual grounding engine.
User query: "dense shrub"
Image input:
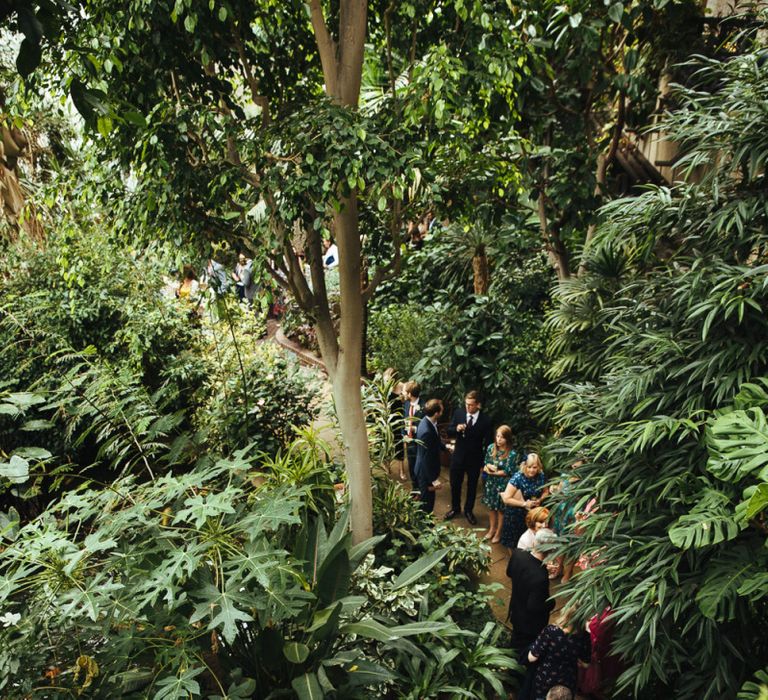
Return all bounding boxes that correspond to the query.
[0,439,518,699]
[192,311,319,456]
[367,302,439,379]
[539,53,768,699]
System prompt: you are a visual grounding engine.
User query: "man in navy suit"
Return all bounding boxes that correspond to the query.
[445,390,494,525]
[413,399,448,514]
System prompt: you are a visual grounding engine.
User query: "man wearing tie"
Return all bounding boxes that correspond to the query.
[445,390,493,525]
[413,399,448,514]
[402,381,425,489]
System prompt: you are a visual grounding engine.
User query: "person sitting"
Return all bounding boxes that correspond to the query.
[517,506,551,551]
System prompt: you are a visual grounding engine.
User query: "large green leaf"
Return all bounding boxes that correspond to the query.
[0,456,29,484]
[668,489,743,549]
[707,408,768,482]
[391,547,449,590]
[695,547,755,621]
[291,672,324,700]
[190,584,253,643]
[316,548,350,605]
[284,642,310,664]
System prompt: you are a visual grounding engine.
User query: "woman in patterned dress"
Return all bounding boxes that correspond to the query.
[481,425,517,543]
[500,453,547,550]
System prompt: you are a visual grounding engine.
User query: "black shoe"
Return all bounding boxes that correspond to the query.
[464,511,477,525]
[444,509,459,521]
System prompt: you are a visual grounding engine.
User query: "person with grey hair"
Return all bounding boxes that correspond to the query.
[545,686,573,700]
[507,527,558,700]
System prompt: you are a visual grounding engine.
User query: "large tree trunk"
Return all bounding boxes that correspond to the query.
[308,0,372,544]
[333,197,371,542]
[472,245,489,295]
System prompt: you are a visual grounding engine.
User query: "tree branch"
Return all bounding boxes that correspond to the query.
[362,198,402,302]
[231,19,270,127]
[309,0,339,96]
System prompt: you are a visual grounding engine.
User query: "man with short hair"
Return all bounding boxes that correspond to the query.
[445,389,493,525]
[403,381,425,489]
[413,398,447,514]
[507,528,558,700]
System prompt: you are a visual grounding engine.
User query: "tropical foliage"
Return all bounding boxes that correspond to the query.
[540,51,768,699]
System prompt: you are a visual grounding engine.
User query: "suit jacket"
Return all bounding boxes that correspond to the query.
[446,409,493,468]
[413,416,444,484]
[506,549,555,648]
[403,399,426,440]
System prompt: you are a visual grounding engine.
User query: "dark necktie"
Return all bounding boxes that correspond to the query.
[467,415,474,429]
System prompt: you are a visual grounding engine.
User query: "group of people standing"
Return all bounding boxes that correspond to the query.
[393,382,612,700]
[397,383,546,551]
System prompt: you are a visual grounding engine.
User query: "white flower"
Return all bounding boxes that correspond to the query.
[0,612,21,627]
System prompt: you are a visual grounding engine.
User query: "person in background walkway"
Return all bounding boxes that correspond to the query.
[445,390,493,525]
[403,381,425,488]
[323,239,339,269]
[176,265,199,302]
[204,257,230,295]
[481,424,517,542]
[500,453,547,550]
[517,507,551,551]
[528,604,591,700]
[413,399,448,514]
[233,253,256,307]
[507,528,558,700]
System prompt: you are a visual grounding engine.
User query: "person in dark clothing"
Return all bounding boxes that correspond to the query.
[402,381,426,489]
[445,389,493,525]
[528,606,591,700]
[413,399,448,514]
[507,528,558,700]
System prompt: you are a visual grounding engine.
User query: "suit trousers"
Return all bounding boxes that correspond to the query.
[407,445,418,488]
[416,470,436,513]
[449,460,481,513]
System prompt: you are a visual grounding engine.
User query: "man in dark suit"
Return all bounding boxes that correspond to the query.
[445,389,493,525]
[507,528,557,700]
[402,381,426,490]
[413,399,447,514]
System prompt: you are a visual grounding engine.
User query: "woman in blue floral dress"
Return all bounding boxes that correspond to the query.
[500,453,547,550]
[481,425,517,543]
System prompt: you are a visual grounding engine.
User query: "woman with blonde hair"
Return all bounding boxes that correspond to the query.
[481,425,517,543]
[500,453,547,550]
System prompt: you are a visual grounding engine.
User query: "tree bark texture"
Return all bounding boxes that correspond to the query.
[472,246,489,295]
[0,125,44,242]
[308,0,372,543]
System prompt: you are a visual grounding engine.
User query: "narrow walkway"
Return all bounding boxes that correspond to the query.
[385,462,512,624]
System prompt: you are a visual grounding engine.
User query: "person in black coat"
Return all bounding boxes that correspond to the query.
[507,528,558,700]
[402,381,426,489]
[413,399,448,514]
[445,389,494,524]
